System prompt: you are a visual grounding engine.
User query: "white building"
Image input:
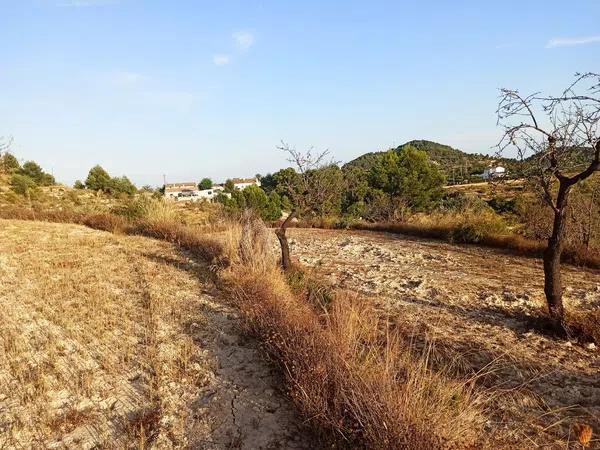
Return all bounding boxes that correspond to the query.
[231,177,261,190]
[197,185,227,200]
[164,182,199,200]
[482,166,506,180]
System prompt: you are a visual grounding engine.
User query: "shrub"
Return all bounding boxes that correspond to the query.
[10,174,39,196]
[449,210,508,243]
[1,153,20,173]
[19,161,55,186]
[107,176,137,196]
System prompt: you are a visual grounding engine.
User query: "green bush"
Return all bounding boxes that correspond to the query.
[449,210,507,243]
[10,174,39,196]
[19,161,55,186]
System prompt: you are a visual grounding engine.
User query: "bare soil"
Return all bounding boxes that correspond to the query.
[0,220,311,449]
[287,228,600,449]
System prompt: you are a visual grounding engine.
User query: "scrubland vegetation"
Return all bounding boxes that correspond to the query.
[0,73,598,448]
[0,179,597,447]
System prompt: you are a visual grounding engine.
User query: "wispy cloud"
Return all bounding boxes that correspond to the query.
[546,35,600,48]
[213,54,231,66]
[232,31,255,51]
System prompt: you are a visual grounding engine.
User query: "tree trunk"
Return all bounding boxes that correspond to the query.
[275,210,297,271]
[542,182,571,328]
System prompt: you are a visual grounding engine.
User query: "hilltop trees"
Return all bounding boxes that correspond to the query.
[85,165,111,191]
[85,165,137,196]
[497,72,600,330]
[368,145,445,210]
[20,161,55,186]
[1,153,20,173]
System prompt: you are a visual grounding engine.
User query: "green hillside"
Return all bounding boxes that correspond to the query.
[344,140,524,184]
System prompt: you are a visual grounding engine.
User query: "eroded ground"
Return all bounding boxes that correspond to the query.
[288,228,600,448]
[0,220,310,449]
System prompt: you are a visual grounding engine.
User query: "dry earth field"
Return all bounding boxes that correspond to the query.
[287,228,600,448]
[0,220,310,449]
[1,217,599,449]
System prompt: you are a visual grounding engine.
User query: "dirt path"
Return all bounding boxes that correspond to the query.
[0,220,311,449]
[288,228,600,448]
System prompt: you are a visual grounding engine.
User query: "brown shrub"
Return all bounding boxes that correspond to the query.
[131,220,224,264]
[225,267,487,449]
[223,221,488,449]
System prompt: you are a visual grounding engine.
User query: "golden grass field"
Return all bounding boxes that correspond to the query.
[0,220,307,449]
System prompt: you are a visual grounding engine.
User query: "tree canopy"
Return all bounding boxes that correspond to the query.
[85,165,137,196]
[19,161,55,186]
[198,178,213,190]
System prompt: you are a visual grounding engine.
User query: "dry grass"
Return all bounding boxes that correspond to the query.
[0,220,212,448]
[285,217,600,270]
[221,215,490,449]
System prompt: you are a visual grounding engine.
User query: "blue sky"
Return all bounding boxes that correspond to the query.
[1,0,599,186]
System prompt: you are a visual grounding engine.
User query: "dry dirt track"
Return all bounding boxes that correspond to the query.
[0,220,311,449]
[288,228,600,448]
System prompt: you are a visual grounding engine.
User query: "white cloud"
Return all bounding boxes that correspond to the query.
[213,54,231,66]
[546,35,600,48]
[232,31,255,51]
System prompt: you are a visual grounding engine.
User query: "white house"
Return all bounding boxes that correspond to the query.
[197,185,227,200]
[164,182,199,200]
[482,166,506,180]
[231,177,261,190]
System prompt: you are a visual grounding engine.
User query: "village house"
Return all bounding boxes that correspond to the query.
[481,166,506,180]
[164,177,260,201]
[231,177,261,190]
[164,182,199,200]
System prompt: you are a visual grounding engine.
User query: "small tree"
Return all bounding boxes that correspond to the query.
[1,153,20,173]
[497,72,600,329]
[107,176,137,196]
[223,179,236,193]
[275,142,338,270]
[10,174,38,196]
[198,178,213,190]
[73,180,86,189]
[19,161,55,186]
[85,165,111,191]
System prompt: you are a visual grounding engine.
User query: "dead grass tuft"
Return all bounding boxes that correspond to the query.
[222,215,488,449]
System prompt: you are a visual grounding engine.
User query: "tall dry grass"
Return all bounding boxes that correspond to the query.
[221,214,489,449]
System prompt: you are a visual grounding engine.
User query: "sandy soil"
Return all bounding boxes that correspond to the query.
[0,220,311,449]
[288,228,600,448]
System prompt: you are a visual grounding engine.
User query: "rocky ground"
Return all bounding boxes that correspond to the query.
[288,228,600,448]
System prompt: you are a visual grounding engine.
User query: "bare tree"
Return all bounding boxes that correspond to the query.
[497,72,600,330]
[275,142,338,270]
[0,136,13,154]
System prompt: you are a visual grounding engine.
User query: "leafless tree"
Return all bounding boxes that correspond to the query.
[275,142,337,270]
[497,72,600,330]
[0,136,13,154]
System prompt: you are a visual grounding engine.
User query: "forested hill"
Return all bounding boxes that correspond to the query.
[343,140,523,184]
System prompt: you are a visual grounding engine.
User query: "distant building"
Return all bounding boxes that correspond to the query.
[481,166,506,180]
[164,177,260,201]
[231,177,261,190]
[164,182,198,200]
[197,185,226,200]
